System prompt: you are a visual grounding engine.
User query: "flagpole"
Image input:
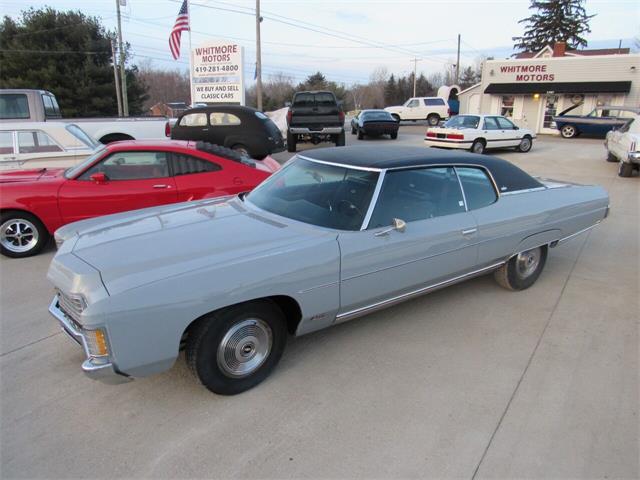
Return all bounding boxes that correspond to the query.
[187,0,194,106]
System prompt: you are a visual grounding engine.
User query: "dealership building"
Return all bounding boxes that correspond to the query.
[458,42,640,134]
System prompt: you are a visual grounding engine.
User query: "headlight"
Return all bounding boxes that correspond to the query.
[84,328,109,357]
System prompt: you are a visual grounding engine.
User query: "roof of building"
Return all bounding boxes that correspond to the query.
[302,145,542,193]
[514,47,631,59]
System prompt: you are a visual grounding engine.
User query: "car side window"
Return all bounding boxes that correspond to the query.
[424,98,445,106]
[455,167,497,210]
[368,167,465,229]
[179,113,208,127]
[0,132,14,154]
[0,94,30,119]
[406,99,419,108]
[79,151,169,180]
[17,131,63,153]
[171,153,221,175]
[209,112,241,126]
[483,117,500,130]
[496,116,516,129]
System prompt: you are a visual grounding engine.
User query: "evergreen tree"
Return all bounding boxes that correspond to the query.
[459,66,479,90]
[0,7,148,116]
[513,0,594,52]
[383,74,396,106]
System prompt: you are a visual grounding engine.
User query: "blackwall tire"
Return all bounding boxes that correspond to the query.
[0,211,49,258]
[336,131,346,146]
[427,114,440,126]
[606,152,618,163]
[186,300,287,395]
[286,131,296,152]
[471,139,485,154]
[560,125,577,138]
[357,129,364,140]
[494,246,548,291]
[518,135,532,153]
[618,162,634,177]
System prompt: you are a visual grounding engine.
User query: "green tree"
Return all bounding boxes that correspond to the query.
[459,66,479,90]
[383,74,397,106]
[513,0,595,52]
[0,7,148,116]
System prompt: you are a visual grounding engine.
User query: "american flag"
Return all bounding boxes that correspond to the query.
[169,0,189,60]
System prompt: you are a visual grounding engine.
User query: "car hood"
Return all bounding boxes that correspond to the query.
[61,197,332,295]
[0,167,65,184]
[384,106,403,113]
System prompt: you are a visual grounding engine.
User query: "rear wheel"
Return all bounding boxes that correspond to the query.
[618,162,634,177]
[494,246,547,291]
[427,114,440,126]
[606,152,618,163]
[560,125,577,138]
[186,300,287,395]
[471,139,485,154]
[286,131,296,152]
[390,132,398,139]
[0,211,49,258]
[335,131,346,147]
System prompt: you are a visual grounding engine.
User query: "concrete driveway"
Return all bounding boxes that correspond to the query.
[1,129,638,479]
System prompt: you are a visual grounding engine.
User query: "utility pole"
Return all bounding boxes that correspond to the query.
[255,0,263,111]
[116,0,129,116]
[455,33,461,85]
[412,57,420,97]
[111,39,123,116]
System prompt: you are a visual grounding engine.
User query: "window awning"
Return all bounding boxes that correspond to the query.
[484,81,632,94]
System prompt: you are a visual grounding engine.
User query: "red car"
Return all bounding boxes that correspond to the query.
[0,140,280,258]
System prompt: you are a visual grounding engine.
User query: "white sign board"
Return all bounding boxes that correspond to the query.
[191,41,244,104]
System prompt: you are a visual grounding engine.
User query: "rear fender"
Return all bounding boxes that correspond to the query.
[514,229,561,255]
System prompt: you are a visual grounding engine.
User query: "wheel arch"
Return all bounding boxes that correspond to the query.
[181,294,303,347]
[512,230,559,257]
[0,208,52,233]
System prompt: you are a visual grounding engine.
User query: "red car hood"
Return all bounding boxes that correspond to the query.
[0,168,66,184]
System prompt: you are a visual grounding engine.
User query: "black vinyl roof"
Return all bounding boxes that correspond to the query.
[302,145,543,193]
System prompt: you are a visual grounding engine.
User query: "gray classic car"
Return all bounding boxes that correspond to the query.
[48,146,609,395]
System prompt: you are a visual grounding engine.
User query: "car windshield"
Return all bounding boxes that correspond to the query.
[362,111,394,121]
[246,157,379,231]
[444,115,480,129]
[64,145,106,178]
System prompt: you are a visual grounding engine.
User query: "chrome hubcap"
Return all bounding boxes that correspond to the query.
[217,318,272,378]
[516,248,541,278]
[0,219,39,253]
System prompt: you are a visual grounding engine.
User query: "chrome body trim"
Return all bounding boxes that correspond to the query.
[49,296,131,384]
[453,167,469,211]
[361,169,386,230]
[556,221,601,245]
[335,262,505,324]
[501,186,547,196]
[298,155,383,172]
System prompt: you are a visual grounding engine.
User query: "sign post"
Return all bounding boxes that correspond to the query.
[191,40,245,105]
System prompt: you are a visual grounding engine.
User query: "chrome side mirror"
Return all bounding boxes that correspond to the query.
[375,218,406,237]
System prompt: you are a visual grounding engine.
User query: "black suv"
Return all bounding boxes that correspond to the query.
[286,91,345,152]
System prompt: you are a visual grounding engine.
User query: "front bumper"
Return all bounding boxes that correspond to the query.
[627,152,640,164]
[49,296,132,385]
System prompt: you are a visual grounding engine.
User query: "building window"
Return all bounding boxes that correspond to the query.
[500,96,514,118]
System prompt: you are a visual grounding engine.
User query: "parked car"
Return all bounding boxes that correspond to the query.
[170,105,285,160]
[425,114,535,154]
[553,105,640,139]
[47,145,609,394]
[0,89,168,144]
[350,110,399,139]
[384,97,449,126]
[605,115,640,177]
[286,90,345,152]
[0,140,279,258]
[0,122,99,170]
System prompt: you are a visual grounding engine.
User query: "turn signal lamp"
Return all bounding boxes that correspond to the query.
[85,328,109,357]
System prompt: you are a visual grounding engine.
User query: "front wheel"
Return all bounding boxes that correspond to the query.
[357,129,364,140]
[494,246,548,291]
[0,211,49,258]
[186,300,287,395]
[517,135,532,153]
[351,125,356,134]
[560,125,577,138]
[618,161,634,177]
[335,131,346,146]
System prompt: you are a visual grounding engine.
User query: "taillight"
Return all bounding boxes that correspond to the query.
[446,133,464,140]
[426,131,436,138]
[339,111,345,123]
[165,121,171,137]
[286,109,292,125]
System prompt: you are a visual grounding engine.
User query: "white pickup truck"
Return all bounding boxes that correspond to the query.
[0,89,168,144]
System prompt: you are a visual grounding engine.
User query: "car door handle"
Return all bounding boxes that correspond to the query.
[153,184,170,189]
[461,228,477,236]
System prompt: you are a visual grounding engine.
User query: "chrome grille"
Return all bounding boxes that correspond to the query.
[56,290,85,323]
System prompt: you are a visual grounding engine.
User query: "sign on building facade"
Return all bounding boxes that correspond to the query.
[191,41,245,104]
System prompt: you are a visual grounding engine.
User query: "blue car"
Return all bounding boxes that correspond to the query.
[553,105,640,139]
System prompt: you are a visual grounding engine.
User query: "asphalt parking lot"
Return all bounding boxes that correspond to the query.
[1,128,638,479]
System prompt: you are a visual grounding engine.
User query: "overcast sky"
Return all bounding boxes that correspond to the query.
[2,0,639,85]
